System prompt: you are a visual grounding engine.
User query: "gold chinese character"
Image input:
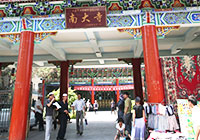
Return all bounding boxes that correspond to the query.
[94,12,102,22]
[82,13,90,23]
[69,13,77,24]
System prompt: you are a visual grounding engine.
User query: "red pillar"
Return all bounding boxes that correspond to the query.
[132,58,143,104]
[91,79,95,104]
[142,25,165,103]
[116,78,120,102]
[0,63,2,76]
[9,31,34,140]
[41,79,45,106]
[60,61,69,101]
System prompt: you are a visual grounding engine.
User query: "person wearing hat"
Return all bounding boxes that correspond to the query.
[188,95,200,140]
[132,96,145,140]
[57,93,69,140]
[45,92,55,140]
[123,92,132,138]
[34,94,44,131]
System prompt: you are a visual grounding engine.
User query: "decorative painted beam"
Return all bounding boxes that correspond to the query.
[118,25,180,39]
[0,31,57,44]
[0,8,200,43]
[1,0,200,17]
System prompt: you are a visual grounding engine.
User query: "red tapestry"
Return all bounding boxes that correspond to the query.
[161,55,200,105]
[174,56,200,99]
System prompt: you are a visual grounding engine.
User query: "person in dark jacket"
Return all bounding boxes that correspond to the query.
[116,94,124,120]
[57,93,69,140]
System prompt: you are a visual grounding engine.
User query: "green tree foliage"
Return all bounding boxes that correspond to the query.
[32,67,60,84]
[51,87,77,109]
[51,87,77,119]
[0,67,15,90]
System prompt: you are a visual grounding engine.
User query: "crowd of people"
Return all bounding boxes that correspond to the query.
[32,91,200,140]
[44,92,89,140]
[33,91,99,140]
[114,92,145,140]
[33,91,144,140]
[113,94,200,140]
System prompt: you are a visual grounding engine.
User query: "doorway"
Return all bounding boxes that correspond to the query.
[95,91,116,111]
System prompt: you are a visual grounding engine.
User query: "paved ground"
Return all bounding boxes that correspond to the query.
[1,111,118,140]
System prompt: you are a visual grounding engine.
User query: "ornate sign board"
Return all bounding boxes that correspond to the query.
[65,6,107,29]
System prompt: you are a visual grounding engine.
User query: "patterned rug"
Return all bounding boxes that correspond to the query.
[161,55,200,106]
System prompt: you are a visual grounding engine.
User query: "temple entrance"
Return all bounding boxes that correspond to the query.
[95,91,116,111]
[78,91,116,111]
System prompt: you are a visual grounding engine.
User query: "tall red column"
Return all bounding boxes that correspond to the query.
[60,61,69,101]
[41,79,45,106]
[91,79,95,104]
[116,78,120,102]
[0,63,2,76]
[9,31,34,140]
[132,58,143,104]
[142,25,165,103]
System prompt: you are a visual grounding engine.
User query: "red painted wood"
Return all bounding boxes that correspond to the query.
[60,61,69,101]
[0,63,2,76]
[9,31,34,140]
[132,58,144,104]
[41,79,45,106]
[146,12,150,23]
[116,78,120,102]
[91,79,95,104]
[142,25,165,103]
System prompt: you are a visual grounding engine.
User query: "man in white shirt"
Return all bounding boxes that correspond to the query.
[188,95,200,140]
[35,94,44,131]
[72,93,85,135]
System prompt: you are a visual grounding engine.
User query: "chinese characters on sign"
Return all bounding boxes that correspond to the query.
[65,6,107,28]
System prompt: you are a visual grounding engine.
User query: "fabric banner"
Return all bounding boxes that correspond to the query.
[74,85,134,91]
[65,6,107,29]
[161,55,200,106]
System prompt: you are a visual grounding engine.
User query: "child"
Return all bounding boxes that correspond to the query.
[114,118,125,140]
[93,100,99,114]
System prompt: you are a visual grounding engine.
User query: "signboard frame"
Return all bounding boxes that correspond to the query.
[65,6,107,29]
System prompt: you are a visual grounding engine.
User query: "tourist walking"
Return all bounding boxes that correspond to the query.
[45,92,55,140]
[93,100,99,114]
[123,92,132,138]
[188,95,200,140]
[86,99,91,112]
[72,93,86,135]
[132,97,145,140]
[57,93,69,140]
[111,99,116,114]
[34,94,44,131]
[116,94,124,120]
